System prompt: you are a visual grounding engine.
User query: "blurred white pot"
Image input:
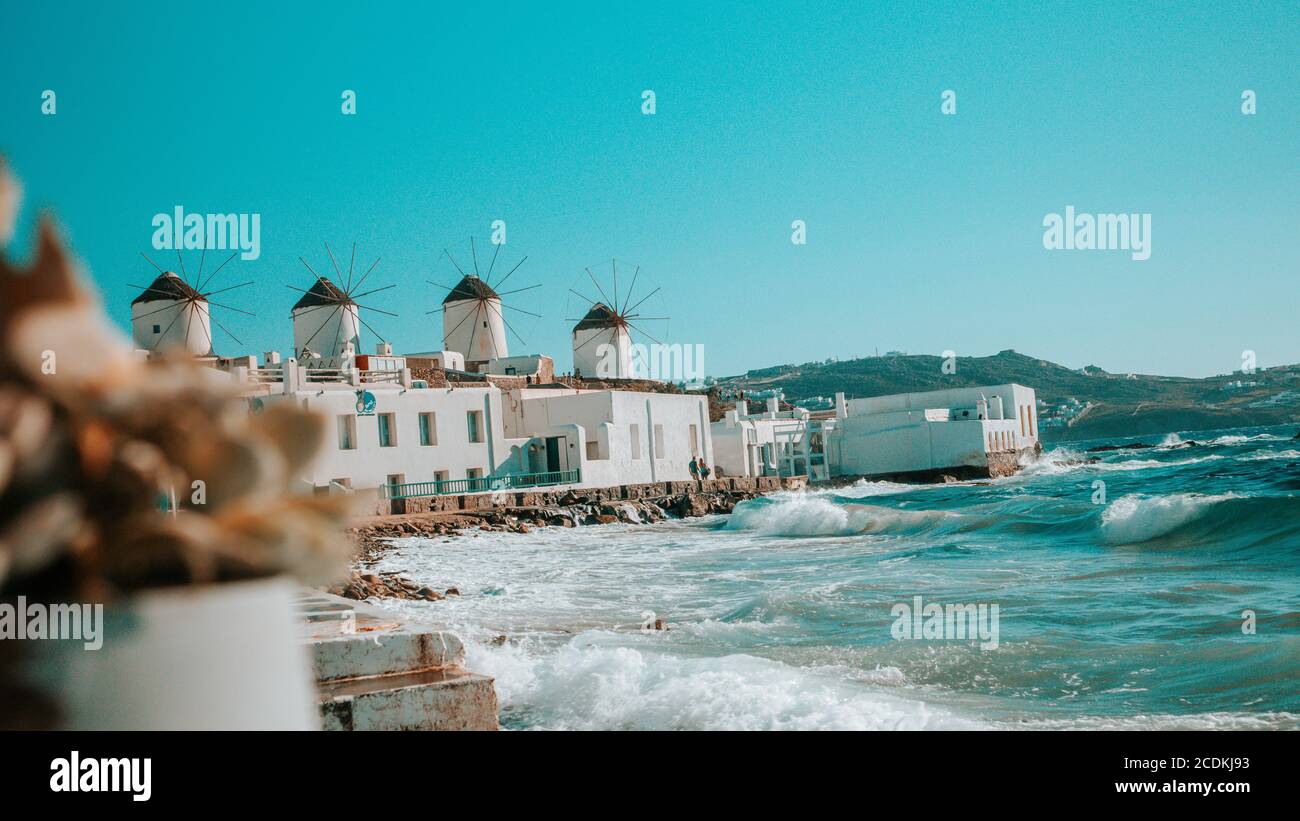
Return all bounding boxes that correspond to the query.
[28,576,319,730]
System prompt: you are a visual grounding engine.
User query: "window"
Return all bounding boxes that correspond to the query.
[1028,407,1036,437]
[378,413,396,447]
[467,410,484,443]
[419,412,436,446]
[152,324,161,334]
[466,467,484,479]
[689,424,699,457]
[1019,406,1027,437]
[653,424,665,459]
[433,470,449,484]
[504,367,517,375]
[337,414,356,450]
[386,473,404,492]
[629,424,641,459]
[586,440,599,460]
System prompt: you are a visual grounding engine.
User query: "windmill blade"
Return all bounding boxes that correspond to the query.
[568,288,600,308]
[485,242,501,285]
[624,318,664,346]
[195,248,206,288]
[204,298,257,318]
[197,251,239,293]
[492,255,528,290]
[496,283,541,298]
[299,257,324,280]
[324,241,343,282]
[485,299,528,347]
[623,265,641,314]
[346,241,357,292]
[623,286,661,317]
[470,237,480,277]
[140,251,165,274]
[441,302,478,345]
[202,280,254,299]
[149,303,187,352]
[499,302,541,318]
[349,283,396,301]
[573,324,617,354]
[612,258,619,314]
[351,257,382,294]
[176,249,189,287]
[351,302,399,318]
[585,267,615,312]
[443,249,467,278]
[299,304,344,353]
[354,312,388,350]
[209,311,243,348]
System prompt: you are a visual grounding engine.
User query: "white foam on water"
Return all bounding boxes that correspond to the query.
[1100,493,1240,544]
[726,495,954,537]
[1241,448,1300,461]
[465,632,984,731]
[1016,711,1300,731]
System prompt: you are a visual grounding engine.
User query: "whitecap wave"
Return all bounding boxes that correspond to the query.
[726,495,954,537]
[1100,493,1240,544]
[466,634,983,730]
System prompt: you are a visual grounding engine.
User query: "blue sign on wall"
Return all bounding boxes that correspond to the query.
[355,390,376,416]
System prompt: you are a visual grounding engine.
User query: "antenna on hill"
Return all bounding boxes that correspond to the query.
[129,249,254,355]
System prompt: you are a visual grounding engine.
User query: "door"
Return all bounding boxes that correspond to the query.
[544,436,562,473]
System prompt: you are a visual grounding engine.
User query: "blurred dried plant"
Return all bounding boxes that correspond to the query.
[0,157,353,601]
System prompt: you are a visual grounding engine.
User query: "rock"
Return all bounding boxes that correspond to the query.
[444,587,460,596]
[674,493,710,518]
[490,635,508,646]
[415,586,444,601]
[594,514,619,525]
[941,474,960,483]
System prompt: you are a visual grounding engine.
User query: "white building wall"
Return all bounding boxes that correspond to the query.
[262,384,529,491]
[833,383,1039,477]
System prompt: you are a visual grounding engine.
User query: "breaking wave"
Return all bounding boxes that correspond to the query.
[467,633,983,730]
[1100,493,1300,547]
[725,495,955,537]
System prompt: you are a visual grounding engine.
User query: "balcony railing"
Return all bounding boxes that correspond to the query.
[380,468,581,499]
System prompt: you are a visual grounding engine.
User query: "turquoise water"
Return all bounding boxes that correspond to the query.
[372,425,1300,730]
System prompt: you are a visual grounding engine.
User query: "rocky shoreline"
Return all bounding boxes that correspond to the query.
[330,487,758,602]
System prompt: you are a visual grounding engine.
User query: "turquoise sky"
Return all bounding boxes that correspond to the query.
[2,1,1296,377]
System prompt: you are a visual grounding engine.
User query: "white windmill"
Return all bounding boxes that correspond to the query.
[129,250,252,356]
[288,242,396,369]
[566,258,669,380]
[428,238,540,368]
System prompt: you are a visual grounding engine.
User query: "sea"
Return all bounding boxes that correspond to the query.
[370,424,1300,730]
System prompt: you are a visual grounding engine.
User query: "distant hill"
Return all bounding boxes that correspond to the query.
[715,350,1300,442]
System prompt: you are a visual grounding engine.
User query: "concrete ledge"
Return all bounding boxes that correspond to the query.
[313,629,465,682]
[297,590,498,731]
[319,668,498,731]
